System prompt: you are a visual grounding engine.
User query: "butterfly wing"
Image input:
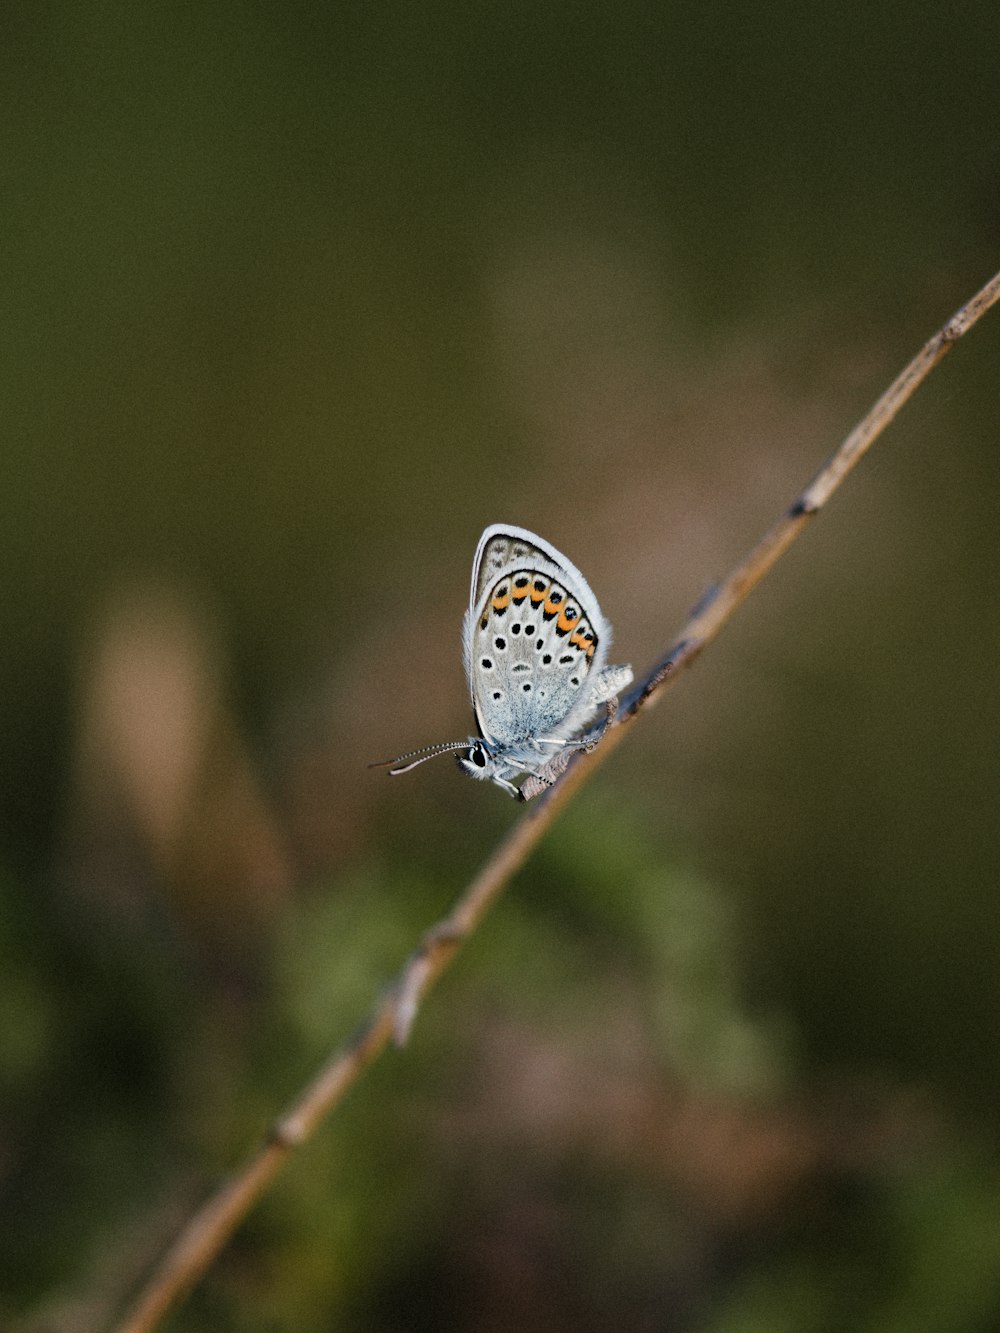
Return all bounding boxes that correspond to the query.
[463,525,612,747]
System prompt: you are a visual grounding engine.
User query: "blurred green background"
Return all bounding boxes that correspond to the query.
[2,3,1000,1330]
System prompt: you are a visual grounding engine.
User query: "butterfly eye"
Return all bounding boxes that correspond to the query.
[470,746,487,768]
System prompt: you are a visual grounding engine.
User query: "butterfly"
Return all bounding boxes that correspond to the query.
[372,524,632,798]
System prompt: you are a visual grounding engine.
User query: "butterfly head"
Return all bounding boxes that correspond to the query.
[370,736,518,797]
[457,739,522,798]
[456,739,495,781]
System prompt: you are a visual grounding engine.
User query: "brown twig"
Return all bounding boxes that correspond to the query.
[112,268,1000,1333]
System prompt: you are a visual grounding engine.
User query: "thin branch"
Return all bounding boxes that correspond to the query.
[112,268,1000,1333]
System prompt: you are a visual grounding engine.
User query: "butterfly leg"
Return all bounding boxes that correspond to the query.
[516,726,605,801]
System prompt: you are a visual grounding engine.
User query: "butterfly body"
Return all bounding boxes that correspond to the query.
[375,524,632,798]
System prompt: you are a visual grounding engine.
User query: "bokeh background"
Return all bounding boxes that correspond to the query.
[3,4,1000,1330]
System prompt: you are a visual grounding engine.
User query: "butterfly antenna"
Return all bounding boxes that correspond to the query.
[368,740,469,776]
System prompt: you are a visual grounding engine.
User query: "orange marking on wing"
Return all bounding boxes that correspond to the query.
[492,591,510,611]
[586,642,596,658]
[557,608,580,633]
[570,631,590,651]
[530,583,548,603]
